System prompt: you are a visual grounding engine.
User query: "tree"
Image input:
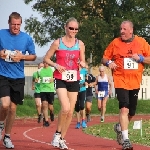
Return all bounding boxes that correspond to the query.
[24,0,150,65]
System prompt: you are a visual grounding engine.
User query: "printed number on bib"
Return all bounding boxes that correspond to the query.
[62,70,77,81]
[124,58,138,69]
[42,77,51,83]
[98,91,105,97]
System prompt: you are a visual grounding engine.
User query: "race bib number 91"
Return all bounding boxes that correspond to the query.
[62,70,77,81]
[124,58,138,69]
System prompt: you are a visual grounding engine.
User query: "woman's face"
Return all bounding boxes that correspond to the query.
[65,21,79,38]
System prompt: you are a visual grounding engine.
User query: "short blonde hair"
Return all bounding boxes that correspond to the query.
[65,17,79,26]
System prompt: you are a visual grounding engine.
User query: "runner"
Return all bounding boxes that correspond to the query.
[75,66,88,129]
[0,12,36,149]
[102,20,150,150]
[44,17,86,149]
[32,62,44,123]
[37,61,55,127]
[95,66,112,122]
[85,73,96,122]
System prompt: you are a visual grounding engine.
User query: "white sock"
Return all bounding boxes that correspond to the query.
[122,130,129,140]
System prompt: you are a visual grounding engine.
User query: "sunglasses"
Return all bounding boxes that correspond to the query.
[68,27,79,31]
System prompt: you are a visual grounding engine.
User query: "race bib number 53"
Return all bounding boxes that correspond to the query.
[62,70,77,81]
[124,58,138,69]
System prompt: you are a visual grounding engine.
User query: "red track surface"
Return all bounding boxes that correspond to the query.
[0,115,150,150]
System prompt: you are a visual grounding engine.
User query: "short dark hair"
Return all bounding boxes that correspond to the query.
[8,12,22,23]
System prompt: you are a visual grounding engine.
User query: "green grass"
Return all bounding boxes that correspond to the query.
[84,120,150,146]
[16,96,150,117]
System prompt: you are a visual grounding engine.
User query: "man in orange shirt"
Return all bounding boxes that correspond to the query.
[102,20,150,150]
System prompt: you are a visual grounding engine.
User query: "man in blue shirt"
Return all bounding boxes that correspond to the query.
[0,12,36,149]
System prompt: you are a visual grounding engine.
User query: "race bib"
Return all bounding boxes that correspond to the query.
[98,91,105,97]
[62,70,77,81]
[42,77,51,83]
[124,58,138,69]
[5,50,22,62]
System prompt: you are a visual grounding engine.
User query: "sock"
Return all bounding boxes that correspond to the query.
[101,116,104,119]
[56,130,61,134]
[122,130,129,140]
[4,134,10,138]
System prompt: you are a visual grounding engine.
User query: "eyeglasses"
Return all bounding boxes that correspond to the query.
[68,27,79,31]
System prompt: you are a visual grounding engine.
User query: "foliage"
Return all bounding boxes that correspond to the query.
[24,0,150,65]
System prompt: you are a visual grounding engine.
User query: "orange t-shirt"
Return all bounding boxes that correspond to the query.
[103,35,150,90]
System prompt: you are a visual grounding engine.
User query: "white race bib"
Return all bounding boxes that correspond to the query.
[124,58,138,69]
[62,70,77,81]
[42,77,51,83]
[5,50,21,62]
[98,91,105,97]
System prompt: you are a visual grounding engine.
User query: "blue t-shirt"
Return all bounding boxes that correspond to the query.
[0,29,36,79]
[79,68,88,92]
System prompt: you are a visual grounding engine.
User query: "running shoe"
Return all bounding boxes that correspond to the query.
[59,139,68,149]
[86,114,91,122]
[50,113,54,122]
[37,114,42,123]
[75,122,80,129]
[122,139,133,150]
[81,120,87,128]
[51,133,61,148]
[114,123,123,145]
[3,135,14,149]
[43,121,50,127]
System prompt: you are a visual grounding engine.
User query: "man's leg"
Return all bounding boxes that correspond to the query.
[0,96,11,140]
[85,97,92,122]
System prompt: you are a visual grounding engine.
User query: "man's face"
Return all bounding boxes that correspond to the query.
[120,22,133,41]
[9,18,22,35]
[99,69,104,76]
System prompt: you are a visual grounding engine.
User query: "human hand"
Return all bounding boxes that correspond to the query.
[80,61,86,68]
[10,50,22,62]
[108,62,117,70]
[55,64,66,73]
[0,50,7,59]
[132,53,140,62]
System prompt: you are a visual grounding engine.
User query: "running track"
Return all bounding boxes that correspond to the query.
[0,115,150,150]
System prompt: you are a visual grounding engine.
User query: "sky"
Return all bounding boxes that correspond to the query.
[0,0,51,57]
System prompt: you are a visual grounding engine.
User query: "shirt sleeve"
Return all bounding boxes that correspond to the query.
[103,39,116,60]
[26,36,36,55]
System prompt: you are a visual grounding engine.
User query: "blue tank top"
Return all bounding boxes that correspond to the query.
[97,74,109,91]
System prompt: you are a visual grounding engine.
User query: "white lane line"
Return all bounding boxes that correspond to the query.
[23,126,74,149]
[23,126,51,145]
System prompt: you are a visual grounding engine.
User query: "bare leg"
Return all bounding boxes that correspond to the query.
[42,101,48,121]
[35,97,42,115]
[5,102,17,134]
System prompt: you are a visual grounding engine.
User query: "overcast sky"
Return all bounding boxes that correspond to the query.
[0,0,50,57]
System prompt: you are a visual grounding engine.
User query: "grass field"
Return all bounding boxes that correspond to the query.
[84,119,150,146]
[17,95,150,117]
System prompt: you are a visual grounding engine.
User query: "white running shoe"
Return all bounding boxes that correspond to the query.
[3,136,14,149]
[59,139,68,149]
[51,133,61,147]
